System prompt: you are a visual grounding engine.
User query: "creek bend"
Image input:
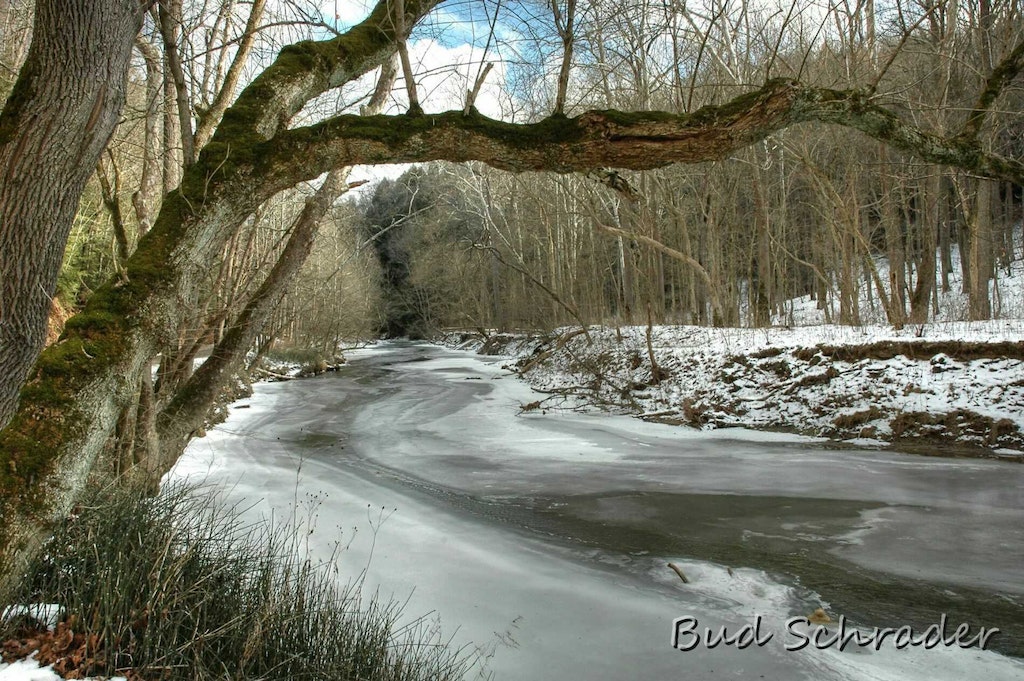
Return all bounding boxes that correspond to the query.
[173,341,1024,680]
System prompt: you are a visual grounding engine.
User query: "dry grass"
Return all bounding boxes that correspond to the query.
[2,483,476,680]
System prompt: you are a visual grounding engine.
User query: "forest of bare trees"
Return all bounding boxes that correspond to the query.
[0,0,1021,598]
[341,0,1024,338]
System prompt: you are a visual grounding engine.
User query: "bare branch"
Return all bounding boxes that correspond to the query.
[393,0,422,114]
[866,6,937,96]
[587,212,724,319]
[206,0,441,148]
[193,0,268,153]
[473,243,591,339]
[158,0,195,167]
[464,62,494,114]
[97,152,130,265]
[133,35,163,234]
[552,0,576,114]
[364,55,398,114]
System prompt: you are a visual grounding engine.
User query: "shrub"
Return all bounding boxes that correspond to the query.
[264,345,329,366]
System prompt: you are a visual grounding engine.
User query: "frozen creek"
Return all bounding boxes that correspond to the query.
[172,341,1024,680]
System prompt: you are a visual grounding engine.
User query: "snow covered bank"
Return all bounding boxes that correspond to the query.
[443,322,1024,455]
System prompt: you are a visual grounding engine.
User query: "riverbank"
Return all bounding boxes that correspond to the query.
[441,322,1024,458]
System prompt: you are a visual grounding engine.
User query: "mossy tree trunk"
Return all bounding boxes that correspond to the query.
[0,0,144,432]
[0,0,439,602]
[154,60,397,468]
[0,0,1023,602]
[153,168,353,468]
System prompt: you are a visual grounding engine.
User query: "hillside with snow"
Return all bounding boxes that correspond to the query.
[774,239,1024,326]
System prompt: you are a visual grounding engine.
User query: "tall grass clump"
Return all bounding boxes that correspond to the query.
[263,346,326,365]
[3,482,475,680]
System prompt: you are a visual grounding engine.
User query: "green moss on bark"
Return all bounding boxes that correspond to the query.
[0,328,127,513]
[0,205,180,520]
[204,0,413,162]
[287,110,584,155]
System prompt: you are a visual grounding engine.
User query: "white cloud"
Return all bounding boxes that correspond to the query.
[385,38,508,119]
[296,2,521,193]
[324,0,375,29]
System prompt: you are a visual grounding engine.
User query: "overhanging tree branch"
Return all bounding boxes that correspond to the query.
[261,79,1024,185]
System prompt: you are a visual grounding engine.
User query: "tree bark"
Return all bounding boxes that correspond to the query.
[158,0,195,168]
[969,179,995,320]
[259,81,1024,183]
[0,0,142,431]
[909,168,940,323]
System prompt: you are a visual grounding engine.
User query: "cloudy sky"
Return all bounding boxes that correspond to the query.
[320,0,527,187]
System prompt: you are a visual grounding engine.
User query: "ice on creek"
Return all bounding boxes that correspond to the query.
[165,342,1024,680]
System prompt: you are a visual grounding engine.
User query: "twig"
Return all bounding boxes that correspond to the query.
[668,562,689,584]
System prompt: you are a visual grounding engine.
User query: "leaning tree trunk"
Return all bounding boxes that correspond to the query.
[0,0,143,431]
[154,57,397,472]
[154,168,353,469]
[0,0,437,604]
